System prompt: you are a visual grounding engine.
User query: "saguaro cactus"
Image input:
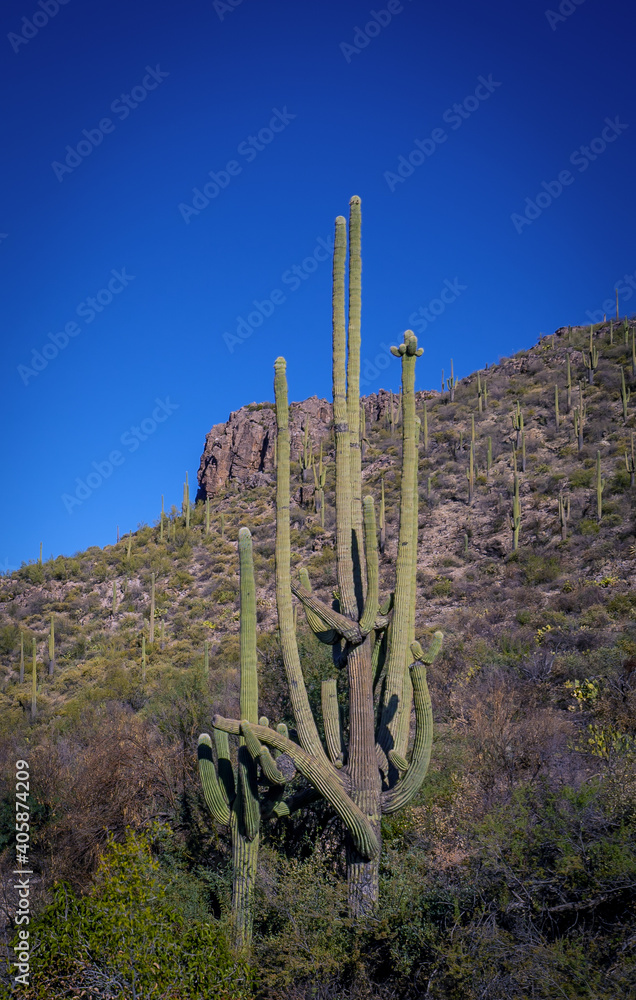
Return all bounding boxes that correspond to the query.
[48,616,55,676]
[573,383,586,453]
[149,572,156,644]
[596,451,606,522]
[313,442,327,527]
[198,528,289,949]
[558,494,570,541]
[208,198,442,922]
[510,473,521,551]
[31,639,37,719]
[625,432,635,488]
[466,441,474,502]
[446,359,458,402]
[583,327,599,385]
[511,402,523,449]
[620,367,631,423]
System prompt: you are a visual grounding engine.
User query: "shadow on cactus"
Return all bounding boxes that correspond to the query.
[198,197,443,947]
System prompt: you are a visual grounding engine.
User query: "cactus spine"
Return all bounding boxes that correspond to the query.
[583,326,599,385]
[207,199,442,921]
[558,494,570,541]
[477,372,484,414]
[510,473,521,551]
[38,543,42,566]
[126,532,132,559]
[48,616,55,676]
[609,319,614,346]
[149,572,156,644]
[160,620,165,650]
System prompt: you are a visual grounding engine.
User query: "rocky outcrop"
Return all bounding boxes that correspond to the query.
[196,390,438,500]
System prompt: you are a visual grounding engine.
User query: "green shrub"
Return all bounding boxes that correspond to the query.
[17,827,250,999]
[523,554,561,585]
[580,519,600,535]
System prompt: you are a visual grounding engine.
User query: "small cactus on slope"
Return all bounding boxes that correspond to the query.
[510,473,521,551]
[596,451,606,522]
[583,326,599,385]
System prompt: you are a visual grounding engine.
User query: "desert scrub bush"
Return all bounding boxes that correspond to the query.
[523,554,561,586]
[15,826,250,1000]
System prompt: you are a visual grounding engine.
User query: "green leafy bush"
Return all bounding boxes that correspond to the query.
[16,827,251,1000]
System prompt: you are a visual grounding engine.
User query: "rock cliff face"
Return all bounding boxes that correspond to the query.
[196,390,437,499]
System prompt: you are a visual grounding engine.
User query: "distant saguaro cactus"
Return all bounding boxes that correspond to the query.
[510,473,521,551]
[583,326,599,385]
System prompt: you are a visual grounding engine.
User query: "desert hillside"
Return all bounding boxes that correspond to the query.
[1,319,635,999]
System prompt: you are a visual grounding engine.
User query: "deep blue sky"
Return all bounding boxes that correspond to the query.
[2,0,635,569]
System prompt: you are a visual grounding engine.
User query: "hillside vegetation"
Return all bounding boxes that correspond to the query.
[1,320,635,999]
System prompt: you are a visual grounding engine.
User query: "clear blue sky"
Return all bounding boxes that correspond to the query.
[1,0,635,569]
